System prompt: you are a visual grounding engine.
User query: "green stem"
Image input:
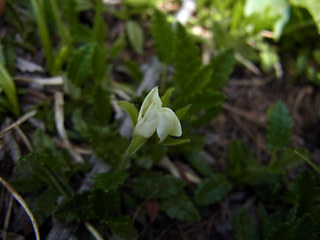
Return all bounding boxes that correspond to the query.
[31,0,54,74]
[48,0,70,46]
[118,151,130,172]
[43,167,70,197]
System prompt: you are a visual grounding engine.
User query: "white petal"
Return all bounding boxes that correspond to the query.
[157,107,182,142]
[138,86,162,120]
[134,104,159,138]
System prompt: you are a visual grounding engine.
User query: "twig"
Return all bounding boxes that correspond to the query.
[14,76,63,86]
[0,176,41,240]
[235,53,261,75]
[54,91,84,163]
[15,126,33,152]
[3,195,13,240]
[84,222,105,240]
[222,103,266,127]
[0,110,37,137]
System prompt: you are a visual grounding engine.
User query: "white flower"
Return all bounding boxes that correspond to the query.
[134,87,182,142]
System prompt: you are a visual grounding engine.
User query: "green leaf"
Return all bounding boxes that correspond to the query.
[93,172,129,192]
[67,43,96,86]
[173,22,201,87]
[269,148,304,171]
[267,223,291,240]
[182,90,226,116]
[118,101,139,126]
[175,104,191,120]
[266,101,292,150]
[186,152,213,177]
[160,87,174,107]
[88,127,129,167]
[289,0,320,35]
[209,48,235,91]
[54,192,91,223]
[10,175,44,193]
[151,9,174,64]
[0,43,5,65]
[0,63,19,116]
[161,194,200,222]
[194,174,232,205]
[227,140,259,180]
[32,188,59,224]
[89,190,121,220]
[233,208,259,240]
[108,35,126,60]
[106,216,138,240]
[124,59,143,82]
[126,20,144,54]
[92,0,107,45]
[257,203,284,239]
[161,137,190,146]
[295,170,320,218]
[132,173,185,199]
[93,86,111,124]
[244,0,290,39]
[292,214,318,240]
[127,135,147,155]
[227,140,261,183]
[91,44,107,82]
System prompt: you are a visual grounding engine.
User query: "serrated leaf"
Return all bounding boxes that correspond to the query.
[54,192,91,223]
[32,188,59,224]
[10,175,44,193]
[127,135,147,155]
[257,204,284,239]
[173,22,201,87]
[93,172,129,192]
[151,9,174,64]
[89,190,120,220]
[160,194,200,222]
[267,223,291,240]
[183,90,226,115]
[105,216,138,240]
[91,44,107,82]
[88,127,129,167]
[233,208,259,240]
[295,170,320,218]
[126,20,144,54]
[118,101,139,126]
[292,214,318,240]
[132,173,185,199]
[91,0,107,45]
[267,101,292,150]
[67,43,96,86]
[209,48,235,90]
[93,86,111,124]
[227,140,258,180]
[194,174,232,205]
